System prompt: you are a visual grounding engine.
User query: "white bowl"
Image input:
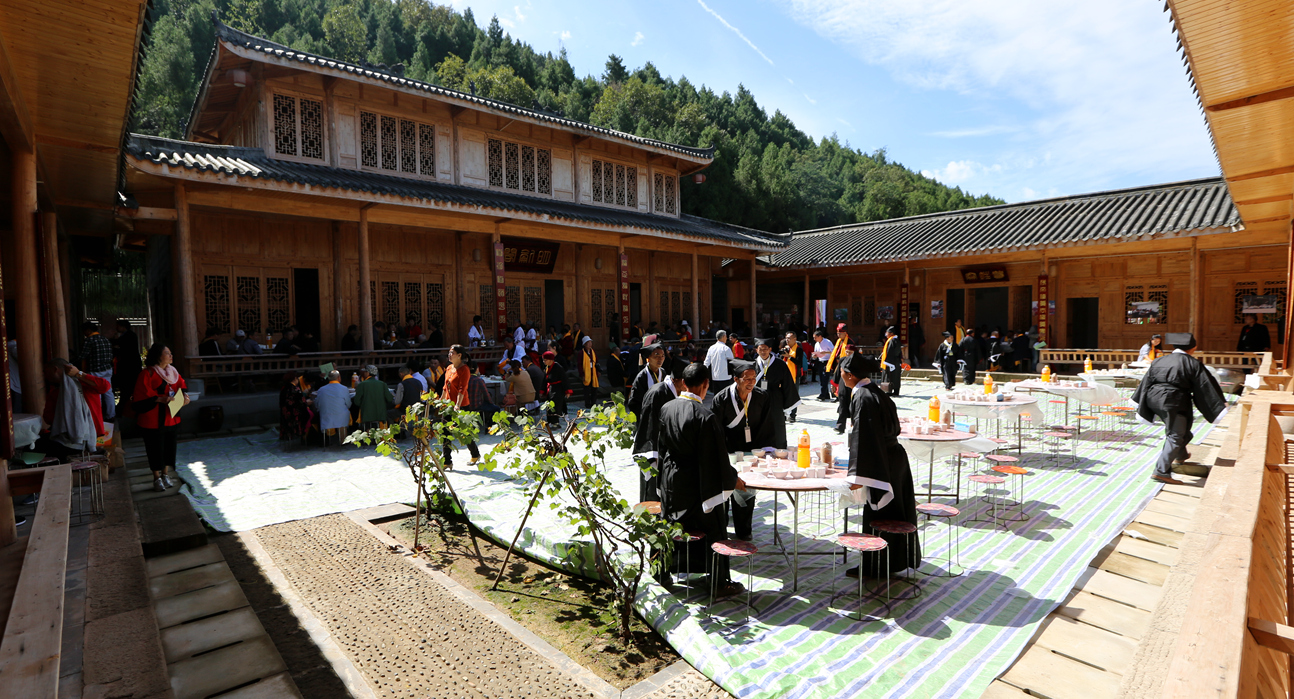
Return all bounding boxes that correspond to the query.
[770,468,788,480]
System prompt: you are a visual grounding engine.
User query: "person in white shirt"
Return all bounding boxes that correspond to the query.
[467,315,485,347]
[513,324,526,348]
[524,323,538,352]
[704,330,735,396]
[812,329,834,400]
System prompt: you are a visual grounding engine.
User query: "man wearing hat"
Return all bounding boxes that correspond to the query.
[880,326,902,397]
[933,331,959,390]
[656,362,746,599]
[542,350,567,426]
[1131,333,1227,484]
[712,358,787,540]
[631,357,688,502]
[839,353,920,577]
[579,336,600,409]
[628,343,668,418]
[826,323,850,386]
[755,337,800,423]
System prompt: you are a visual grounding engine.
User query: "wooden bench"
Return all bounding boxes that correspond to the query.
[0,462,72,697]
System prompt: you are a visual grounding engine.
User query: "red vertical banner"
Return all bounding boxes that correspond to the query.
[493,240,507,339]
[619,252,630,340]
[1037,274,1050,345]
[899,283,909,347]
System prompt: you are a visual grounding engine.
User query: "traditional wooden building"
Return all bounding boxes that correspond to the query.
[758,177,1286,357]
[120,19,786,361]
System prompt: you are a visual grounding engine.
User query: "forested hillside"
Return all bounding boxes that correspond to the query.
[135,0,1004,231]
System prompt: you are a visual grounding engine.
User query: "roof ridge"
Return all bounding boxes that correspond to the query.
[790,176,1231,238]
[210,15,715,161]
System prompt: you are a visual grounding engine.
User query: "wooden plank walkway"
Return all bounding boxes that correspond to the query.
[984,459,1213,697]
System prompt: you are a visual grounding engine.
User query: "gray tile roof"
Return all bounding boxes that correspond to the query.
[126,134,786,249]
[208,16,714,161]
[770,177,1239,268]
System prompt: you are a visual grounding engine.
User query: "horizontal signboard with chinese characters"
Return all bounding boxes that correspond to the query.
[960,266,1010,284]
[500,236,560,274]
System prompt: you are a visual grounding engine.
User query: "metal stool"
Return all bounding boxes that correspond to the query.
[672,529,706,587]
[968,474,1007,529]
[708,540,759,621]
[869,519,922,600]
[915,502,962,577]
[1047,398,1069,423]
[1043,430,1077,464]
[70,461,103,523]
[1074,414,1099,436]
[830,533,891,620]
[990,464,1030,523]
[956,452,981,501]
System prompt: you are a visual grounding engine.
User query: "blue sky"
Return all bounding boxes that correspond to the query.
[446,0,1219,203]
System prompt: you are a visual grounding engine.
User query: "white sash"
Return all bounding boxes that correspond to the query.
[645,367,663,390]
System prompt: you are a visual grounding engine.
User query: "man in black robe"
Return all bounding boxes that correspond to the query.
[1131,332,1228,485]
[958,328,979,385]
[631,358,687,502]
[627,343,667,418]
[658,362,745,598]
[1237,314,1271,352]
[833,344,856,434]
[712,359,787,541]
[606,343,626,399]
[754,337,799,421]
[880,326,902,396]
[933,331,958,390]
[840,354,921,577]
[909,316,926,369]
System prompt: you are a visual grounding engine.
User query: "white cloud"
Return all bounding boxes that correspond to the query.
[631,31,645,47]
[926,159,1003,184]
[696,0,775,66]
[560,30,571,41]
[838,117,854,129]
[776,0,1216,197]
[498,16,515,28]
[803,93,817,105]
[514,4,526,21]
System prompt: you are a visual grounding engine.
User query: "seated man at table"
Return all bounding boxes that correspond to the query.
[353,364,393,425]
[840,353,921,578]
[38,358,112,461]
[314,370,352,441]
[657,362,745,599]
[711,359,786,541]
[503,359,538,412]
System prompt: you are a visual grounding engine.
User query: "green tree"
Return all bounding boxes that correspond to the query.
[602,54,628,85]
[322,2,366,62]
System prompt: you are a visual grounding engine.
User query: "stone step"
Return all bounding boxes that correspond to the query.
[160,606,266,663]
[146,543,223,578]
[154,580,249,629]
[167,635,288,699]
[213,672,303,699]
[137,495,208,558]
[150,561,234,600]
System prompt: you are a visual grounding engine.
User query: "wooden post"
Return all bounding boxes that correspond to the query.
[42,212,68,360]
[1190,237,1201,338]
[622,243,632,341]
[173,184,199,364]
[12,149,42,418]
[803,272,811,328]
[451,232,463,343]
[491,231,505,339]
[749,256,757,333]
[331,221,344,345]
[359,207,374,351]
[647,252,656,326]
[691,252,699,333]
[0,451,13,546]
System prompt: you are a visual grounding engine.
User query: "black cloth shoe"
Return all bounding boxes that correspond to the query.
[14,516,26,527]
[714,580,745,600]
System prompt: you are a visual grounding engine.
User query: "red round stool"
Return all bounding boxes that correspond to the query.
[869,519,922,599]
[968,474,1007,529]
[956,452,982,501]
[708,539,759,621]
[1042,430,1076,464]
[991,464,1031,523]
[831,533,891,620]
[916,502,962,577]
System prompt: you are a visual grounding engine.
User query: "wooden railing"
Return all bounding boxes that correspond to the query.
[1039,348,1262,368]
[1161,374,1293,697]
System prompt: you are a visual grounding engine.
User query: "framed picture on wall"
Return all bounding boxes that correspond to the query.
[931,300,944,319]
[833,307,849,322]
[1241,295,1279,315]
[877,305,895,321]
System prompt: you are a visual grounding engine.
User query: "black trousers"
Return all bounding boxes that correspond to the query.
[140,424,179,475]
[547,391,566,425]
[962,362,976,386]
[442,438,480,464]
[836,384,853,431]
[584,382,597,409]
[675,502,730,583]
[885,366,902,395]
[940,361,957,390]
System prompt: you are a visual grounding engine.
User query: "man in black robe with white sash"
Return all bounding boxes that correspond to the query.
[754,337,799,419]
[1131,332,1227,485]
[932,331,958,390]
[712,359,787,540]
[657,362,745,598]
[627,343,667,419]
[880,326,902,396]
[631,357,687,502]
[841,354,921,577]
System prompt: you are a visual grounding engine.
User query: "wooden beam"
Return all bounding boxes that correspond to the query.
[1206,84,1294,113]
[692,252,700,333]
[56,198,113,211]
[35,133,117,154]
[42,213,69,360]
[1249,618,1294,655]
[332,221,344,343]
[1227,165,1294,183]
[117,206,177,221]
[359,208,374,351]
[1234,194,1293,206]
[1243,215,1291,225]
[173,184,199,361]
[12,149,42,418]
[0,31,33,151]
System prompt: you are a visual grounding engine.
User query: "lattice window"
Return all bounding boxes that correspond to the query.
[524,287,543,327]
[592,160,604,202]
[626,167,637,208]
[479,285,494,330]
[852,298,863,327]
[488,139,504,187]
[426,283,444,327]
[537,150,552,194]
[1147,285,1169,324]
[864,296,876,326]
[505,143,520,190]
[681,292,691,325]
[591,289,603,328]
[360,112,378,168]
[591,159,637,210]
[660,291,670,327]
[1262,280,1287,327]
[370,281,377,326]
[653,173,665,212]
[266,277,291,332]
[614,163,626,206]
[272,93,323,160]
[671,292,681,327]
[664,174,677,214]
[1126,285,1167,325]
[380,116,397,171]
[418,124,435,177]
[204,275,231,334]
[506,285,521,329]
[606,289,619,333]
[404,282,422,325]
[236,276,262,334]
[400,119,417,174]
[382,281,400,326]
[521,146,536,192]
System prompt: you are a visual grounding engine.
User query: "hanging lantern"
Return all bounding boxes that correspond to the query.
[228,69,252,88]
[693,174,707,184]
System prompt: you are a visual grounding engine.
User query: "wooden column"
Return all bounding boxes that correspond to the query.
[691,252,700,333]
[1190,237,1201,337]
[491,231,505,339]
[42,212,68,359]
[749,256,757,333]
[13,149,42,418]
[331,222,344,344]
[451,232,463,342]
[647,252,656,326]
[358,206,374,351]
[0,449,12,546]
[173,184,199,362]
[803,272,811,327]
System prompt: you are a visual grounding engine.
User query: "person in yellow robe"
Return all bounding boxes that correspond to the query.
[580,336,600,409]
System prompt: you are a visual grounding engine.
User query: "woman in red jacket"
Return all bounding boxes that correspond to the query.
[132,344,188,492]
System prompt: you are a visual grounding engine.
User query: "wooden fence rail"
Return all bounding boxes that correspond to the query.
[1039,349,1262,368]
